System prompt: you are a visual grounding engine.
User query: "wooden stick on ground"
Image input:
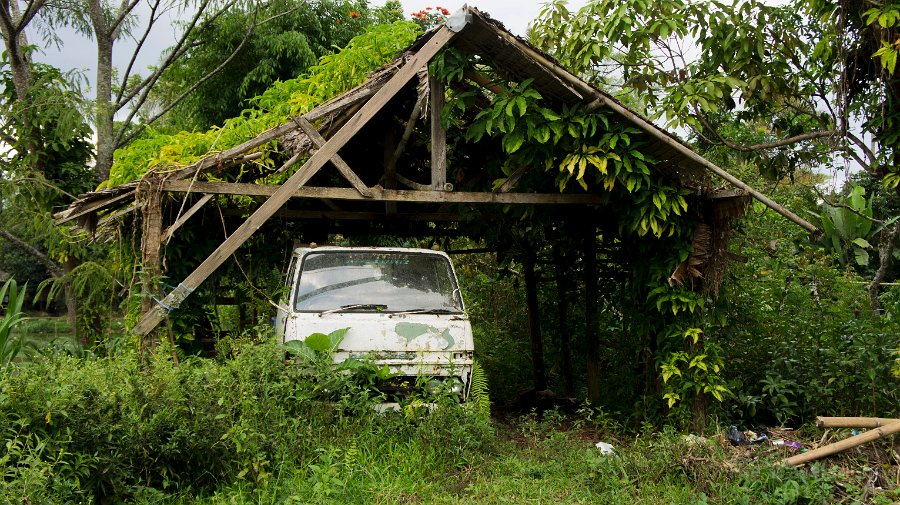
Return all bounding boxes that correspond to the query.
[786,420,900,466]
[816,417,900,429]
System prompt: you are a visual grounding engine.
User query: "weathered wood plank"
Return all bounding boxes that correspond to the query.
[97,202,141,227]
[294,116,372,198]
[162,180,604,205]
[708,189,747,199]
[138,179,164,359]
[430,73,448,190]
[161,194,214,243]
[56,189,135,224]
[220,208,459,221]
[131,26,460,337]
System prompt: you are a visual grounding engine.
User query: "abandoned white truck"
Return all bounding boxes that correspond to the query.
[275,246,474,401]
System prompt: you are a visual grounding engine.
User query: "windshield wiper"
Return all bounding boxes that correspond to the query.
[318,303,388,316]
[389,307,459,316]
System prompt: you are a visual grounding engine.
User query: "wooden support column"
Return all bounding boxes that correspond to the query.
[554,243,574,396]
[383,126,398,214]
[430,73,448,191]
[131,26,459,337]
[584,227,602,406]
[524,254,547,392]
[139,178,164,358]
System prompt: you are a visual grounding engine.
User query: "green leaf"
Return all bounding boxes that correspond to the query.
[854,247,870,266]
[851,237,872,249]
[304,332,331,352]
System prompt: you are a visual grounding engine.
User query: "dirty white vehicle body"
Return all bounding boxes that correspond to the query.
[275,246,474,400]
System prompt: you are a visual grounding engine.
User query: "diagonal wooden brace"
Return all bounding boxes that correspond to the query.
[131,26,459,337]
[293,116,373,198]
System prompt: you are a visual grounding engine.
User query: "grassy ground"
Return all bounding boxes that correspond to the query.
[12,315,73,348]
[2,335,895,504]
[182,414,899,505]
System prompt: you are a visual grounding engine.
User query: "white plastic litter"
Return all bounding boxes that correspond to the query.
[595,441,615,454]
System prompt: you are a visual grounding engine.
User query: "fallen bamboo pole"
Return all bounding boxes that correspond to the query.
[786,420,900,466]
[816,417,900,429]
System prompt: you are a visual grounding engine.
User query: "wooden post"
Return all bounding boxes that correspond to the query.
[131,26,459,337]
[584,227,601,405]
[554,243,574,396]
[139,177,164,359]
[383,126,398,214]
[786,420,900,466]
[523,253,547,392]
[430,73,447,191]
[816,417,900,428]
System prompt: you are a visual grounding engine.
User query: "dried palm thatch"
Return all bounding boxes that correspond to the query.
[667,193,751,295]
[669,223,711,289]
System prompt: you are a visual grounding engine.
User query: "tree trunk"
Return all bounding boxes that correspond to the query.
[88,0,116,183]
[523,254,547,392]
[63,256,82,346]
[869,222,899,314]
[93,33,116,183]
[584,228,601,405]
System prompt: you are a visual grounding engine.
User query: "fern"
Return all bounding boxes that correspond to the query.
[467,360,491,421]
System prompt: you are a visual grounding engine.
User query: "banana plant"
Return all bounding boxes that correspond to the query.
[0,279,28,367]
[809,186,876,266]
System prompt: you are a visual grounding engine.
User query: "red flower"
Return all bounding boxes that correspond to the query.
[349,10,359,18]
[439,7,450,15]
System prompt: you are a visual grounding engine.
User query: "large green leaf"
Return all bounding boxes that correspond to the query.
[303,332,332,352]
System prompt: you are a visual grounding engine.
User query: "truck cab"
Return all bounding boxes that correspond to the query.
[275,246,474,400]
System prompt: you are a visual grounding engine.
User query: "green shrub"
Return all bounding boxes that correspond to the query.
[0,336,497,502]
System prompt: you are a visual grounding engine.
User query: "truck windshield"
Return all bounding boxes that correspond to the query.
[294,251,463,312]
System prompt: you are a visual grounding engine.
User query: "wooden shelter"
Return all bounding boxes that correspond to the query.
[57,8,818,374]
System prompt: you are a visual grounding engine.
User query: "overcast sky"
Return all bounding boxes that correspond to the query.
[30,1,588,96]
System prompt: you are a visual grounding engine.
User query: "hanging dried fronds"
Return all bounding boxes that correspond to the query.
[669,223,711,289]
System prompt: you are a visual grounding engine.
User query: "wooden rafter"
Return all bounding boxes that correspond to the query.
[161,180,603,205]
[220,208,459,222]
[161,193,214,244]
[131,25,461,338]
[293,116,373,198]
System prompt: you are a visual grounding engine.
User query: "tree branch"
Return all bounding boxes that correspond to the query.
[113,0,224,111]
[810,185,884,225]
[696,113,840,152]
[846,131,879,168]
[109,0,141,38]
[0,227,63,277]
[845,146,877,176]
[114,0,161,105]
[116,2,256,146]
[13,0,45,33]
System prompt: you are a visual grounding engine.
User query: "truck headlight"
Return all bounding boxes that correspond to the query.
[424,379,443,395]
[447,377,464,396]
